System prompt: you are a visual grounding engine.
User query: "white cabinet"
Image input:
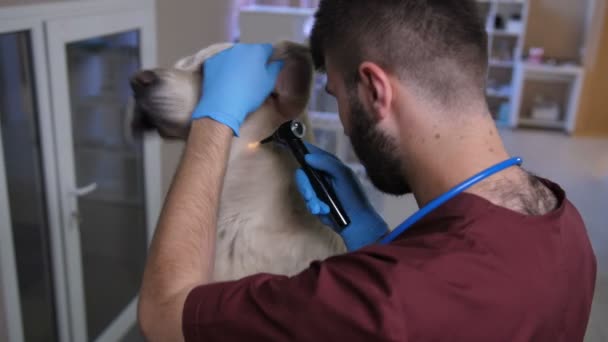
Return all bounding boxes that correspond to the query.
[511,62,584,133]
[0,1,161,341]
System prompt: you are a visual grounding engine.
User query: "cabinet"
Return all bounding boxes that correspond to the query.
[0,1,161,341]
[512,62,584,133]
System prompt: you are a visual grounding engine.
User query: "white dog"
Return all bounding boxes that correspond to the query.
[130,41,346,282]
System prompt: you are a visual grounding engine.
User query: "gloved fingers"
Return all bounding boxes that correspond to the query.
[309,201,331,216]
[257,43,274,56]
[306,198,330,215]
[202,43,275,80]
[297,169,333,217]
[233,43,274,62]
[319,201,330,215]
[266,60,284,79]
[303,142,326,154]
[307,200,321,215]
[193,43,284,132]
[295,169,315,201]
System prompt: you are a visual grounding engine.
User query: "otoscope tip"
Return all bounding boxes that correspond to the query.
[260,136,274,145]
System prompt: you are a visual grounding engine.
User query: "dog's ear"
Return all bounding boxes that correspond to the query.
[270,41,314,120]
[174,43,235,72]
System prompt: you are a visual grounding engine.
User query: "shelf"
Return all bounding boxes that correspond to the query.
[518,118,566,130]
[522,62,583,77]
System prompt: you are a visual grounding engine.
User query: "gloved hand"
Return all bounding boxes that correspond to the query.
[192,44,284,136]
[295,144,389,251]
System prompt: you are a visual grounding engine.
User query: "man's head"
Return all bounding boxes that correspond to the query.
[310,0,488,195]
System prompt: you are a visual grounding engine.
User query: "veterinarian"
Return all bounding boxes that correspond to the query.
[139,1,596,341]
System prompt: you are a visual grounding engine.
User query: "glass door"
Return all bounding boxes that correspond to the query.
[46,9,160,342]
[0,19,70,342]
[0,29,60,342]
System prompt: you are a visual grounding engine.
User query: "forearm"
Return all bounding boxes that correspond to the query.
[139,119,232,341]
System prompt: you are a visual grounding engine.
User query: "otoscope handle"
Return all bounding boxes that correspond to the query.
[288,139,350,230]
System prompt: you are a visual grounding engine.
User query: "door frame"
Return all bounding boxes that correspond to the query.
[45,6,159,342]
[0,18,71,342]
[0,93,24,342]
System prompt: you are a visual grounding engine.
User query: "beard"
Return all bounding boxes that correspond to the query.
[348,96,412,196]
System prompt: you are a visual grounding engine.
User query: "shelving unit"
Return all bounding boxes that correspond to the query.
[477,0,529,126]
[480,0,586,133]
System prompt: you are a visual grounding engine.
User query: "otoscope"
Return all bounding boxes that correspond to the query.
[261,120,350,230]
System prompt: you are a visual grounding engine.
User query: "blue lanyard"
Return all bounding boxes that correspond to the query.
[379,157,524,245]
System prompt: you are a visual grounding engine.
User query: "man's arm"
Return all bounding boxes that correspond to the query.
[139,119,232,342]
[137,44,282,342]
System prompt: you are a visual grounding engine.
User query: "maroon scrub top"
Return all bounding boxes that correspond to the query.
[183,179,596,341]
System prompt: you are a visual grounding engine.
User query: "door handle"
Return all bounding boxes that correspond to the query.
[68,182,97,227]
[70,182,98,197]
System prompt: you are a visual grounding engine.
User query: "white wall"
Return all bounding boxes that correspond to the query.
[155,0,238,194]
[525,0,591,62]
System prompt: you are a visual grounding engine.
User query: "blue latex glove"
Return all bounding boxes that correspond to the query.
[295,144,389,251]
[191,44,284,136]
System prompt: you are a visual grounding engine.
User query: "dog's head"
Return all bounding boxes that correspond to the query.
[130,41,313,143]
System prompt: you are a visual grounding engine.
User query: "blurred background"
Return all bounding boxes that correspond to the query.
[0,0,606,341]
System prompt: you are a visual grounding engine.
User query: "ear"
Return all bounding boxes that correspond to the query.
[168,43,234,134]
[269,41,314,120]
[357,62,393,123]
[174,43,234,71]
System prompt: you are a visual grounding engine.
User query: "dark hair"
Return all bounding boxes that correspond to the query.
[310,0,489,106]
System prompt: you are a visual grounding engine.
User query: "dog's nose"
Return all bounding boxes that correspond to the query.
[130,70,158,94]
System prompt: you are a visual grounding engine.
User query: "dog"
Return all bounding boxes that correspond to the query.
[130,41,346,282]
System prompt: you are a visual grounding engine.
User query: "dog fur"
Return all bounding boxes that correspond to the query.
[130,41,346,281]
